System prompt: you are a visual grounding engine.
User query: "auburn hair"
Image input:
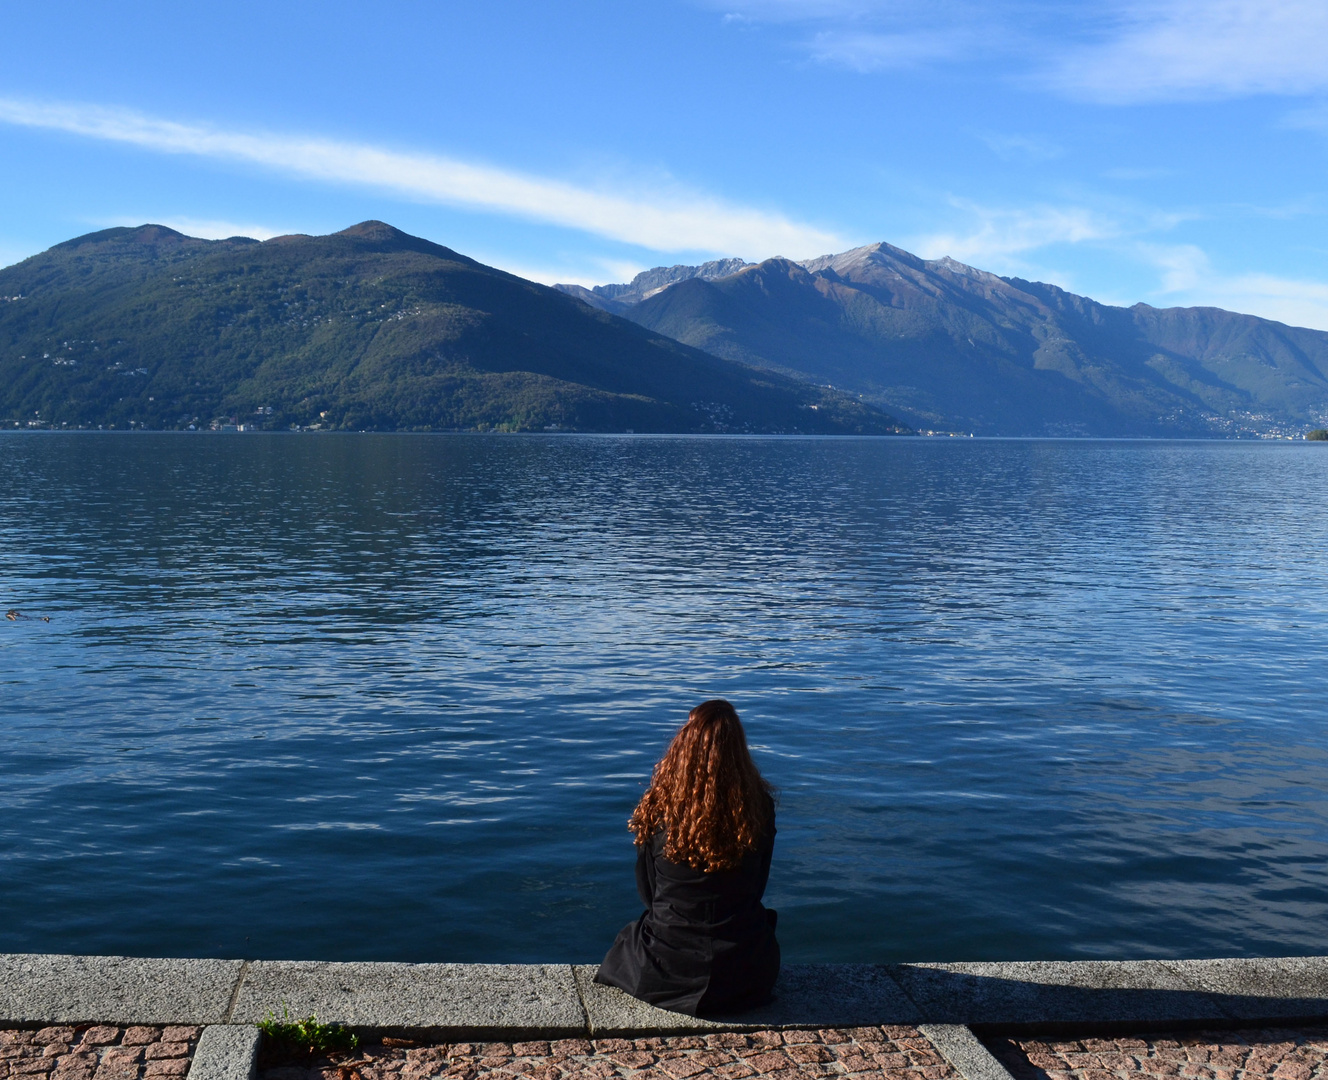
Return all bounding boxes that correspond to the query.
[629,699,773,871]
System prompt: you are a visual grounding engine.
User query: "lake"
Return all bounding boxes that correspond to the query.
[2,432,1327,964]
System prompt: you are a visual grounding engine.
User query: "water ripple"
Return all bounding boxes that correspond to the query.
[2,433,1327,962]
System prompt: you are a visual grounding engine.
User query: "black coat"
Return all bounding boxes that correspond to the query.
[594,806,779,1016]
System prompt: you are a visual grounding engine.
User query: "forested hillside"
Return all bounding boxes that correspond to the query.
[0,223,905,435]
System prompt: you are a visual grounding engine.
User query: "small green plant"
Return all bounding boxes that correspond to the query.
[1307,428,1328,441]
[258,1005,359,1054]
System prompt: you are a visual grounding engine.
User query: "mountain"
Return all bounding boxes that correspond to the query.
[556,258,755,316]
[572,242,1328,437]
[0,223,904,435]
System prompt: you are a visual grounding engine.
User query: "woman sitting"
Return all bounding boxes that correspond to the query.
[595,699,780,1016]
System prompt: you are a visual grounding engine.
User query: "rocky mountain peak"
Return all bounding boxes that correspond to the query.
[799,242,924,281]
[929,255,1005,286]
[555,257,756,313]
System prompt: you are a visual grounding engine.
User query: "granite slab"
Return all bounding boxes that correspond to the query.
[187,1025,261,1080]
[891,960,1227,1030]
[921,1023,1018,1080]
[228,961,587,1037]
[574,962,921,1034]
[0,953,244,1026]
[1164,957,1328,1021]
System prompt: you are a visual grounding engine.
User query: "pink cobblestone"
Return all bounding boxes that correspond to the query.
[0,1025,200,1080]
[989,1027,1328,1080]
[143,1062,191,1078]
[258,1026,958,1080]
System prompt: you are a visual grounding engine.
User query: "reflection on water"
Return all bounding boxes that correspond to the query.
[2,432,1327,962]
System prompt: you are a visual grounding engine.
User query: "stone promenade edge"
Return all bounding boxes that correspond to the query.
[3,956,1328,1036]
[3,955,1328,1080]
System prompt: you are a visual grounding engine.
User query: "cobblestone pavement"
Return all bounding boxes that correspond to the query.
[260,1026,957,1080]
[0,1026,202,1080]
[988,1028,1328,1080]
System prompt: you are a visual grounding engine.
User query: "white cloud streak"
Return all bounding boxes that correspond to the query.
[471,260,593,288]
[709,0,992,72]
[0,97,844,259]
[716,0,1328,105]
[1210,274,1328,331]
[1044,0,1328,103]
[908,203,1328,330]
[1136,241,1209,292]
[976,132,1063,162]
[806,29,971,71]
[1140,242,1328,329]
[470,255,635,290]
[1102,166,1174,180]
[715,0,889,22]
[909,200,1121,267]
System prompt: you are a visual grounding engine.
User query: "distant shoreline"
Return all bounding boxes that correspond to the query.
[4,428,1327,441]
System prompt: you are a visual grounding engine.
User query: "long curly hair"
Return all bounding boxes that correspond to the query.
[629,699,774,871]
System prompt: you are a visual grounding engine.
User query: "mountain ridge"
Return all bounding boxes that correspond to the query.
[560,242,1328,436]
[556,258,756,316]
[0,222,905,435]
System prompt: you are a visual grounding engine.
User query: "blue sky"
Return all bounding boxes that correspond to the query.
[3,1,1328,327]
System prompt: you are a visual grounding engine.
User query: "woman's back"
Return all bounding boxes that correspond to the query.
[594,701,780,1016]
[640,806,774,931]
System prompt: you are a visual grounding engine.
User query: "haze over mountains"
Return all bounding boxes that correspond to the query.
[0,223,899,435]
[558,245,1328,437]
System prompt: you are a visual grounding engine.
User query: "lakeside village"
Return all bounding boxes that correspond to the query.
[8,407,329,433]
[6,410,1328,439]
[6,339,1328,440]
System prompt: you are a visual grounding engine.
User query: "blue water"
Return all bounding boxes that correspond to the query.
[3,432,1328,964]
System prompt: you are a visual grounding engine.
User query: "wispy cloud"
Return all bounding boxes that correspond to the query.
[1139,242,1328,328]
[714,0,1328,105]
[594,258,654,285]
[900,196,1328,328]
[1210,273,1328,330]
[806,28,972,71]
[0,97,844,259]
[478,260,602,289]
[1136,241,1209,291]
[909,199,1121,268]
[1103,166,1174,181]
[716,1,889,22]
[976,132,1063,162]
[710,0,991,71]
[1044,0,1328,103]
[474,254,646,290]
